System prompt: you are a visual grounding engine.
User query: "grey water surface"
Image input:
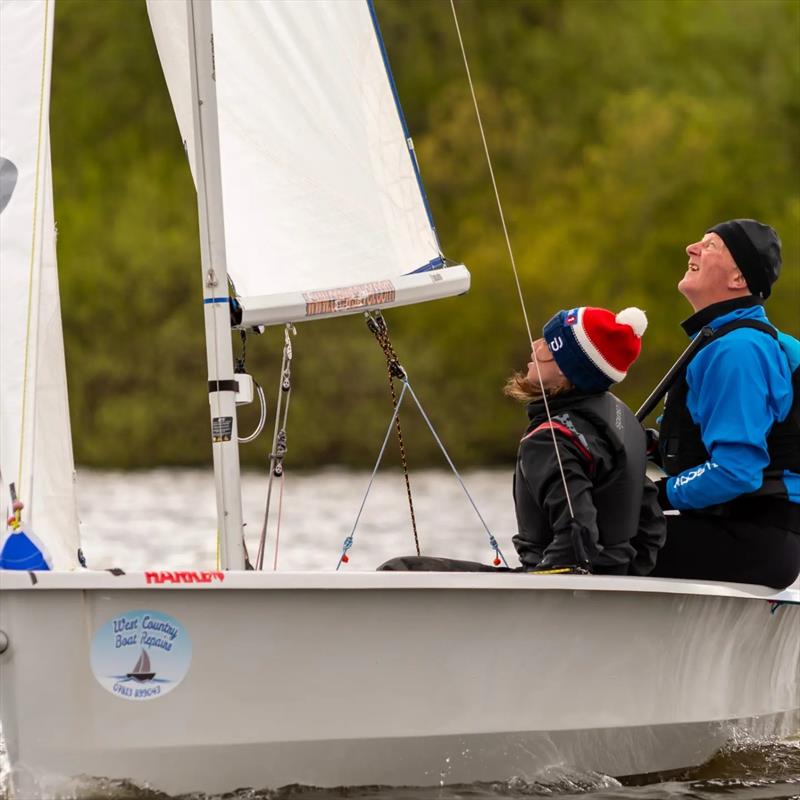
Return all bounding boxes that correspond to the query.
[74,467,519,572]
[2,468,798,800]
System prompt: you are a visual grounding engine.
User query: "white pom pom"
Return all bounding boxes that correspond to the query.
[615,307,648,337]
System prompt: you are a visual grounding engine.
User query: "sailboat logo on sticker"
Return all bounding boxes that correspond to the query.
[90,609,192,701]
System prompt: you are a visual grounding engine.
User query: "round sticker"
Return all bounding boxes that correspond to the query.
[90,609,192,701]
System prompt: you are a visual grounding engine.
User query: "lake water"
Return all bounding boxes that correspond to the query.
[73,467,521,573]
[1,468,798,800]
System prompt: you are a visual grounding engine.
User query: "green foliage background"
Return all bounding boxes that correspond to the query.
[50,0,799,470]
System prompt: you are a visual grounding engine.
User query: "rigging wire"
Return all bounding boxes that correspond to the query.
[347,313,510,568]
[404,381,508,567]
[448,0,532,348]
[449,0,577,522]
[337,381,410,570]
[337,375,509,569]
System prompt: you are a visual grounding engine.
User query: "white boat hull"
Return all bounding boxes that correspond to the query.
[1,571,798,796]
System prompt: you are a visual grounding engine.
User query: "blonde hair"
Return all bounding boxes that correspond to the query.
[503,372,573,403]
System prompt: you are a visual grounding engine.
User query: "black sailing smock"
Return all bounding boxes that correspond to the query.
[513,390,665,575]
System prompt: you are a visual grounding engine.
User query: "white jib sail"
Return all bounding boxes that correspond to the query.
[147,0,470,326]
[0,0,81,569]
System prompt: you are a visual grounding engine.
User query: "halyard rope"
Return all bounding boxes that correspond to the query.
[273,470,287,572]
[449,0,577,522]
[367,312,421,556]
[256,324,294,570]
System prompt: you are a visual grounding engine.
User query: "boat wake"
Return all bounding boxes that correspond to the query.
[671,730,800,784]
[3,738,798,800]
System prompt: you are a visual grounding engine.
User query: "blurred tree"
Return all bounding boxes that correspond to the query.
[50,0,799,468]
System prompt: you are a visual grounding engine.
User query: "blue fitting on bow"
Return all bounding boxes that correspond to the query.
[336,536,354,570]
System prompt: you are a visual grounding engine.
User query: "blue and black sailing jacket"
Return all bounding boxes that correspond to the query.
[659,297,800,511]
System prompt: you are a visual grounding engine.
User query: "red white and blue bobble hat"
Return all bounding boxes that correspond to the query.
[542,307,648,393]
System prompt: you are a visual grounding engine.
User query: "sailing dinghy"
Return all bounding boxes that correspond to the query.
[0,1,797,797]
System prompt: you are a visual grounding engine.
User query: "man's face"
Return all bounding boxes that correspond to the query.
[526,338,564,387]
[679,232,748,311]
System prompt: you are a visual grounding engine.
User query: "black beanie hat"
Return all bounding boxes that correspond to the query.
[706,219,782,299]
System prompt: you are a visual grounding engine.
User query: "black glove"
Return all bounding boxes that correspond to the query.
[655,478,674,511]
[645,428,662,466]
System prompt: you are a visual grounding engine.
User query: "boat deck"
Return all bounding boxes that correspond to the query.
[1,568,797,604]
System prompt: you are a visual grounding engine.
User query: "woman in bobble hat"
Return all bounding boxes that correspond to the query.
[507,306,665,575]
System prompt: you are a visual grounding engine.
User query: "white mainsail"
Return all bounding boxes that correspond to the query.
[147,0,470,326]
[0,0,81,569]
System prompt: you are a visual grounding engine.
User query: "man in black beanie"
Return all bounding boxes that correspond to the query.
[651,219,800,588]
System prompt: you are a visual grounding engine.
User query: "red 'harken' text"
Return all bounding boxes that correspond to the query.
[145,570,225,585]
